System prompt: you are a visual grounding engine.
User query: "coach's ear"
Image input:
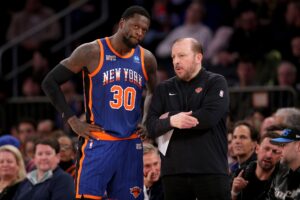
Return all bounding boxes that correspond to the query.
[195,52,202,65]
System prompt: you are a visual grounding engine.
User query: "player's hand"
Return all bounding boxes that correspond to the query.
[67,116,103,139]
[136,123,146,139]
[170,111,198,129]
[232,170,248,196]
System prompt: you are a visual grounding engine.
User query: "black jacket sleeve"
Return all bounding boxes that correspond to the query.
[146,84,174,138]
[191,75,229,129]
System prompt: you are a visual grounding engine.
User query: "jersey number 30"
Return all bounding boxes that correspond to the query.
[109,85,136,111]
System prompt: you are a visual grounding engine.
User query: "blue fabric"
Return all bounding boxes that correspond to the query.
[84,37,147,138]
[0,135,20,148]
[77,138,143,199]
[271,128,300,143]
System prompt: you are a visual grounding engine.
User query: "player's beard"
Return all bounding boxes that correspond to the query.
[122,35,138,49]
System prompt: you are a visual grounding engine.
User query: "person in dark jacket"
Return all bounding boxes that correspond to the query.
[230,121,259,178]
[0,145,26,200]
[146,37,230,200]
[231,131,282,200]
[266,128,300,199]
[13,138,75,200]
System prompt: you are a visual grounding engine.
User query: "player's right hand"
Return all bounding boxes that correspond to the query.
[67,116,103,139]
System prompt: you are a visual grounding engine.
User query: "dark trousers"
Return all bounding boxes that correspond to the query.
[162,174,231,200]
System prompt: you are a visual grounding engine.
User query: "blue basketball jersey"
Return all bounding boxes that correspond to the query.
[83,37,148,138]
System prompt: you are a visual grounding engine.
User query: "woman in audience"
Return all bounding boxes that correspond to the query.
[0,145,26,200]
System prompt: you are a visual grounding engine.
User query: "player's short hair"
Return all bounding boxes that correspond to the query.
[121,5,150,20]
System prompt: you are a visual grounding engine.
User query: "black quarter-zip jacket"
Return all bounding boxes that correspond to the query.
[146,68,230,176]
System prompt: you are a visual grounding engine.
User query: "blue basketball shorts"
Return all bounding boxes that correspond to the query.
[75,136,144,200]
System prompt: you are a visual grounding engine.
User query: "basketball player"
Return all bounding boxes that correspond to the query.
[42,6,157,200]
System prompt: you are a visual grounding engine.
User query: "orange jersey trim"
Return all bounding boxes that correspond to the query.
[89,39,104,77]
[82,71,87,114]
[76,194,102,200]
[88,75,95,124]
[105,37,134,58]
[90,131,139,141]
[140,47,148,81]
[76,139,88,196]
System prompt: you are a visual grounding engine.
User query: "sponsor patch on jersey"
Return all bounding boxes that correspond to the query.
[130,186,142,199]
[195,87,203,93]
[219,90,224,97]
[133,56,140,63]
[106,55,116,61]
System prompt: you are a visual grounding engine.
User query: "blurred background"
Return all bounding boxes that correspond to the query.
[0,0,299,136]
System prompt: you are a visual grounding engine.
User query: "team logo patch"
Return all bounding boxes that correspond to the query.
[195,87,202,93]
[106,55,116,61]
[130,186,142,198]
[134,56,140,63]
[219,90,224,97]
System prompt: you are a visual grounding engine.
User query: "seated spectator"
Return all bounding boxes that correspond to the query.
[16,118,37,146]
[231,132,282,200]
[260,116,276,137]
[205,48,238,87]
[57,134,76,178]
[231,121,259,177]
[143,143,164,200]
[0,145,26,200]
[155,0,212,59]
[235,57,258,87]
[6,0,61,62]
[273,107,300,129]
[205,26,234,62]
[30,47,52,83]
[270,1,300,60]
[21,77,42,97]
[16,119,37,172]
[142,0,172,52]
[290,35,300,82]
[230,58,259,120]
[276,61,300,93]
[36,119,55,137]
[267,128,300,199]
[228,8,271,61]
[13,138,75,200]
